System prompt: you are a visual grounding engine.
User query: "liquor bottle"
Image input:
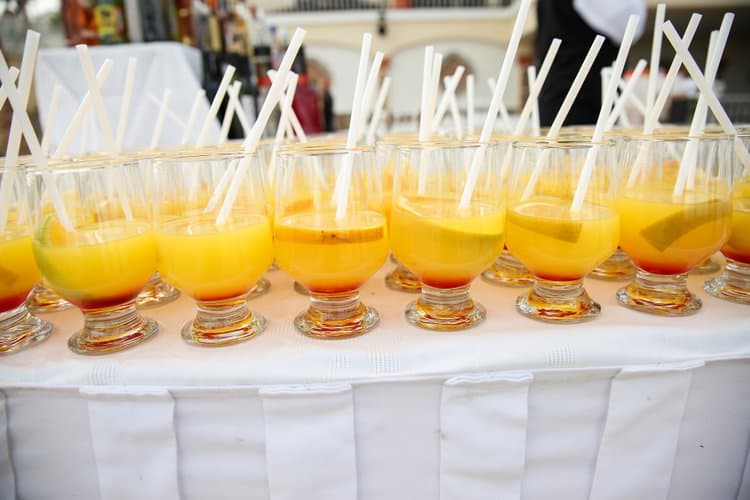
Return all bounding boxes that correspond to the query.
[94,0,128,44]
[291,45,324,134]
[61,0,99,46]
[174,0,196,45]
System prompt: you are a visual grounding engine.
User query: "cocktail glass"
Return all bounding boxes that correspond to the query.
[154,151,273,346]
[507,139,620,322]
[29,158,158,354]
[616,133,733,314]
[0,168,53,354]
[390,141,504,330]
[274,145,388,338]
[376,136,422,293]
[704,131,750,304]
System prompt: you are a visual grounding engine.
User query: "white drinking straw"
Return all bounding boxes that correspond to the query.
[445,76,464,139]
[459,0,532,209]
[366,76,391,145]
[571,15,641,214]
[266,72,300,188]
[147,93,186,130]
[432,65,465,130]
[644,13,702,133]
[0,47,73,232]
[41,84,62,155]
[216,27,306,225]
[0,67,19,112]
[606,59,647,130]
[241,28,306,154]
[548,36,605,139]
[196,65,236,147]
[675,32,719,197]
[466,74,475,137]
[181,89,206,145]
[662,20,750,174]
[358,51,384,141]
[672,15,736,199]
[627,13,703,188]
[150,88,172,149]
[487,77,512,132]
[334,32,372,220]
[219,82,240,145]
[646,3,666,115]
[267,69,308,142]
[518,37,602,201]
[115,57,136,154]
[4,33,39,175]
[79,112,91,154]
[76,45,116,153]
[0,32,38,233]
[229,85,251,137]
[418,46,434,142]
[416,51,443,194]
[428,52,443,130]
[527,66,540,136]
[500,40,561,191]
[53,59,113,159]
[275,73,299,146]
[685,13,733,190]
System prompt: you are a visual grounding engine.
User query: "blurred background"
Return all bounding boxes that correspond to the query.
[1,0,749,151]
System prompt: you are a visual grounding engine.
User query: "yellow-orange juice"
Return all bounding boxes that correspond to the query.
[506,198,619,281]
[618,187,731,274]
[156,213,273,301]
[390,197,504,288]
[0,229,40,312]
[33,218,156,309]
[274,210,388,293]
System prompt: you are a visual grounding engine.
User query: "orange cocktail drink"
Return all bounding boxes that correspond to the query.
[29,158,158,354]
[616,133,733,315]
[507,139,619,323]
[390,141,505,330]
[274,145,387,338]
[154,152,273,346]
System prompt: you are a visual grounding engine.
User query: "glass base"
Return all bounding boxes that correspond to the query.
[405,283,485,331]
[247,277,271,300]
[691,256,722,275]
[0,304,54,355]
[616,268,701,316]
[481,250,533,287]
[293,281,310,296]
[704,258,750,305]
[26,282,73,313]
[68,300,158,355]
[516,278,600,323]
[588,248,635,282]
[183,295,267,347]
[385,263,422,293]
[295,290,378,339]
[136,274,180,309]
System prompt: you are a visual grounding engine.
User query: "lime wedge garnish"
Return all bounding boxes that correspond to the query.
[508,202,583,243]
[640,199,729,251]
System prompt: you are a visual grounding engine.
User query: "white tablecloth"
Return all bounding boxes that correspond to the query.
[1,264,749,500]
[35,42,217,153]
